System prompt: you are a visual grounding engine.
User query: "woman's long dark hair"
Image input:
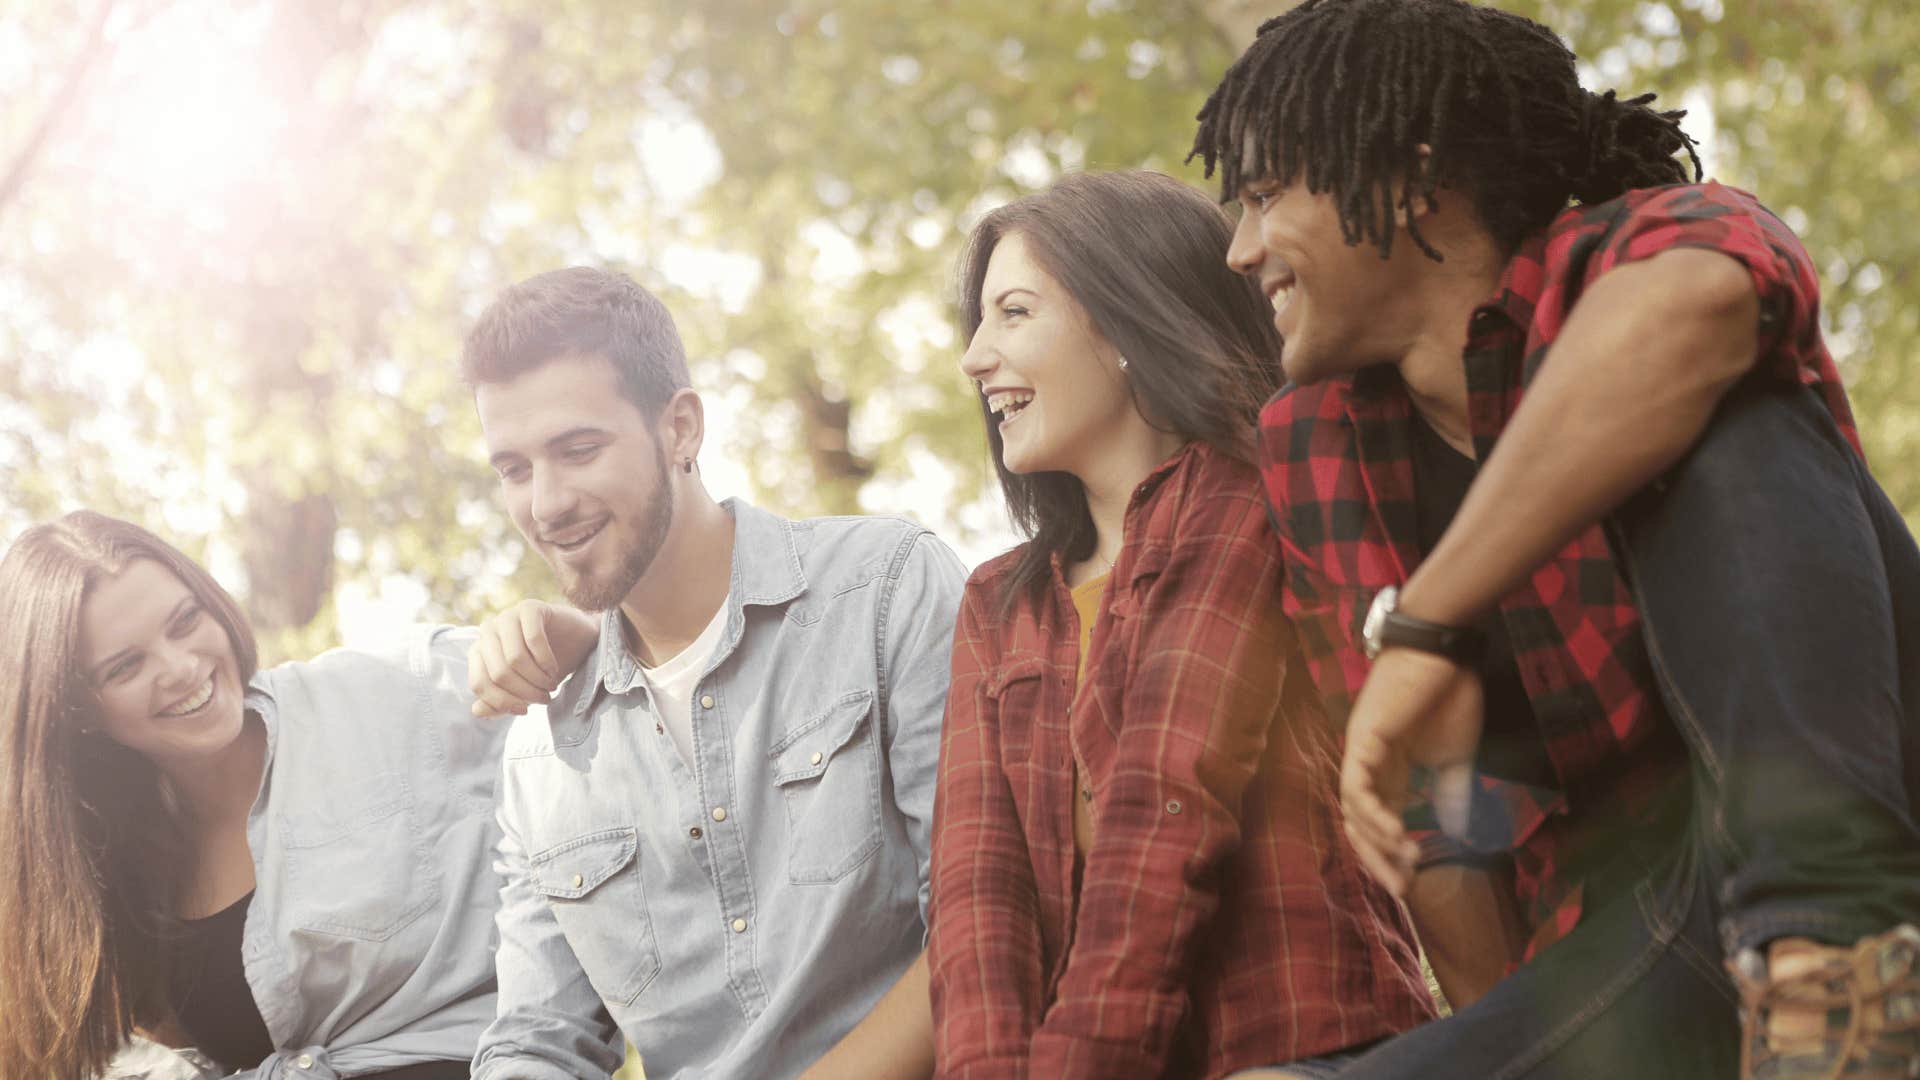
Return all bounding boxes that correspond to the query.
[958,170,1284,606]
[0,511,258,1079]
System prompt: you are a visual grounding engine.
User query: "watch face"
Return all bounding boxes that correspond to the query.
[1362,586,1397,660]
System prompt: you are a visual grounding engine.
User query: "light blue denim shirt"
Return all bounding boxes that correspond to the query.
[228,625,508,1079]
[473,501,966,1080]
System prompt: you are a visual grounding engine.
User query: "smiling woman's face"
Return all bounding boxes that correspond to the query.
[958,232,1138,478]
[80,557,247,769]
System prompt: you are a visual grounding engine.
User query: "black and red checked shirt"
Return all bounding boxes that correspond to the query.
[1257,182,1862,956]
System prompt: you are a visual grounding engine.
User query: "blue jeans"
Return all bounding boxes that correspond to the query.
[1338,386,1920,1079]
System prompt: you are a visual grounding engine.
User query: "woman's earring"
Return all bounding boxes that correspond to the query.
[1117,355,1130,372]
[682,458,695,474]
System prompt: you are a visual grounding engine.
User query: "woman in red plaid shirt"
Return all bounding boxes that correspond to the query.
[925,170,1436,1080]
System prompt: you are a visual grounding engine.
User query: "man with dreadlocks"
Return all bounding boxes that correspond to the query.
[1193,1,1920,1078]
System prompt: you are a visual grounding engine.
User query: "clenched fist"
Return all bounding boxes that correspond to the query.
[468,600,601,717]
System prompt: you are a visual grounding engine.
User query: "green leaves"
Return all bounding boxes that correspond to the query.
[2,0,1913,657]
[1512,0,1920,516]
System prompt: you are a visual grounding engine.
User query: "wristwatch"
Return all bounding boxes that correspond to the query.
[1361,585,1487,665]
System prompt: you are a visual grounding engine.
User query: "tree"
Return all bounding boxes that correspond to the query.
[1505,0,1920,518]
[1,0,1914,660]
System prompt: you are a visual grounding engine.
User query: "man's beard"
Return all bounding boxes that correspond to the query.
[560,455,675,612]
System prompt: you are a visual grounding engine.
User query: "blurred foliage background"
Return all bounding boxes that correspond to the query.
[2,0,1915,665]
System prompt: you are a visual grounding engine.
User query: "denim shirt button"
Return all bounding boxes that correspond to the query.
[810,751,823,766]
[690,826,703,839]
[295,1054,315,1070]
[731,917,748,933]
[571,873,584,889]
[700,694,715,709]
[711,806,728,822]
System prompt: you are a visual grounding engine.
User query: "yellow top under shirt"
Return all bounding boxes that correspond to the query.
[1069,572,1109,854]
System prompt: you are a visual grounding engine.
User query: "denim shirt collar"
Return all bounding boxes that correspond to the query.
[563,497,807,736]
[244,676,283,791]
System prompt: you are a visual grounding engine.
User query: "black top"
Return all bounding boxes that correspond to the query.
[169,891,274,1073]
[1407,416,1557,793]
[167,891,470,1079]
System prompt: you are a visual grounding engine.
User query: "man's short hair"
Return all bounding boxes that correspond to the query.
[462,266,691,417]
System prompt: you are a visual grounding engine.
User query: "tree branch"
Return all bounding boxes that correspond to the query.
[0,0,121,223]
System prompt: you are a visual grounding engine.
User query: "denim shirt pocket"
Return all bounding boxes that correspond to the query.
[769,689,882,884]
[530,827,662,1006]
[281,770,438,942]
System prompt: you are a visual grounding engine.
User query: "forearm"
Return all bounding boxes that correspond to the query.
[927,775,1048,1069]
[1033,531,1288,1072]
[1400,249,1761,625]
[799,952,933,1080]
[926,682,1048,1066]
[1034,696,1272,1065]
[479,814,624,1078]
[1405,861,1530,1010]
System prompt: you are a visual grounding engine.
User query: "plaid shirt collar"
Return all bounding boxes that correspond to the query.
[1038,437,1205,591]
[1330,223,1560,583]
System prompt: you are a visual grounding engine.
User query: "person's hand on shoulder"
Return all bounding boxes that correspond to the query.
[468,600,600,717]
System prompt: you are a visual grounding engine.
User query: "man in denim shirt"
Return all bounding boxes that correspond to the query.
[460,267,966,1080]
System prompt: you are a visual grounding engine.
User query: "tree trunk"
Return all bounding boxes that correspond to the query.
[238,484,337,632]
[794,369,874,516]
[0,0,119,224]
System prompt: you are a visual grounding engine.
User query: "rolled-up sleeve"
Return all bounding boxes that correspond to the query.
[928,581,1050,1077]
[1586,183,1819,374]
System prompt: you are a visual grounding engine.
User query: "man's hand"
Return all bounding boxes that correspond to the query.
[1339,647,1484,897]
[468,600,600,717]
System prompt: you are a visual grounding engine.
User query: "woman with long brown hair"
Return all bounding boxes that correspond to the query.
[925,170,1435,1079]
[0,511,508,1079]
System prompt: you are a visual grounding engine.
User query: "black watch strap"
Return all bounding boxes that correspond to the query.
[1378,607,1487,666]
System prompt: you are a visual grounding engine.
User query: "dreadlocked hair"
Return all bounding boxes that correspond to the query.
[1190,0,1702,258]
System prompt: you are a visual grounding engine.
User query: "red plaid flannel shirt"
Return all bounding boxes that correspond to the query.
[928,442,1434,1079]
[1258,182,1862,956]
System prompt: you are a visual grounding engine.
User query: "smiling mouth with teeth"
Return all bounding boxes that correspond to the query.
[158,675,215,718]
[544,519,607,553]
[986,390,1036,422]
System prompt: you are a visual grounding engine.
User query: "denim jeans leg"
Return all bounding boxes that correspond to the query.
[1333,828,1738,1080]
[1609,384,1920,955]
[1861,421,1920,835]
